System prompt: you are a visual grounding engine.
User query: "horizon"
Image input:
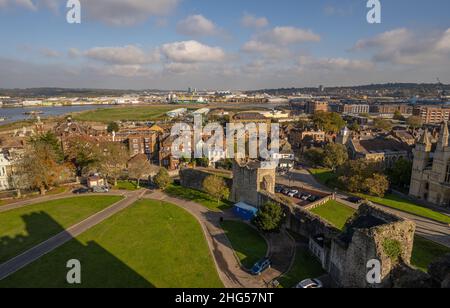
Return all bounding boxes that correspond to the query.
[0,0,449,90]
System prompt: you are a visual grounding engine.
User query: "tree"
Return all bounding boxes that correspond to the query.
[363,173,390,197]
[154,167,172,189]
[128,155,153,188]
[195,157,210,168]
[322,143,348,171]
[107,122,120,133]
[374,118,393,131]
[203,175,229,205]
[29,131,64,163]
[312,111,346,133]
[303,147,324,167]
[348,122,360,132]
[387,158,412,190]
[18,143,62,195]
[393,110,406,121]
[406,116,423,129]
[65,136,102,176]
[98,142,128,186]
[253,202,284,233]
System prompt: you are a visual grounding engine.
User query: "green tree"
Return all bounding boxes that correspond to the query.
[253,202,284,233]
[393,110,406,121]
[154,167,172,189]
[29,131,64,163]
[107,122,120,133]
[322,143,348,171]
[373,118,393,131]
[65,136,102,176]
[348,122,360,132]
[363,173,390,197]
[202,175,229,205]
[195,157,210,168]
[406,116,423,129]
[303,147,324,167]
[387,158,412,190]
[312,111,346,133]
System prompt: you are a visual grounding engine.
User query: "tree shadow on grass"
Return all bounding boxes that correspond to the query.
[0,212,154,288]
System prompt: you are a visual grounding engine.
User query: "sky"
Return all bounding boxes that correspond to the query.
[0,0,449,90]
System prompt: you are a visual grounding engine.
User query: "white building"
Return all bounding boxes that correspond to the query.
[167,108,188,118]
[0,152,11,191]
[193,108,210,116]
[22,100,42,107]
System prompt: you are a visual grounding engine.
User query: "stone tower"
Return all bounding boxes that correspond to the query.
[231,159,276,207]
[336,126,351,145]
[409,129,432,199]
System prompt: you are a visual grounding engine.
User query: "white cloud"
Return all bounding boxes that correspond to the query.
[176,14,218,37]
[161,40,225,63]
[241,40,288,59]
[83,45,159,65]
[259,26,321,45]
[241,14,269,29]
[299,56,374,71]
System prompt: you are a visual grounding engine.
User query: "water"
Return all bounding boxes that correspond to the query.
[0,105,115,125]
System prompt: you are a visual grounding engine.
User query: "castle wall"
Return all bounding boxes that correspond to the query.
[180,168,233,192]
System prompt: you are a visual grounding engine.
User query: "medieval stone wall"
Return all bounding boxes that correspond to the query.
[179,168,233,192]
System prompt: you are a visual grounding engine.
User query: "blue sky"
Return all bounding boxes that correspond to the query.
[0,0,449,90]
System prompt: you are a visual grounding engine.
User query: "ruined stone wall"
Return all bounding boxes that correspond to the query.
[180,168,232,192]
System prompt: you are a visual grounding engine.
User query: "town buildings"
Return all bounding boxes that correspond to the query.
[305,101,329,114]
[413,106,450,124]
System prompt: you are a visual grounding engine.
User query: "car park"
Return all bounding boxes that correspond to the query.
[295,278,323,289]
[251,258,272,276]
[288,190,299,197]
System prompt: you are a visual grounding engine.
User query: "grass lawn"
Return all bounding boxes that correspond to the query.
[310,168,450,225]
[310,200,356,230]
[114,180,140,191]
[278,249,325,288]
[220,220,268,269]
[411,236,450,272]
[74,105,199,123]
[0,195,123,264]
[165,184,232,212]
[360,194,450,225]
[0,199,223,288]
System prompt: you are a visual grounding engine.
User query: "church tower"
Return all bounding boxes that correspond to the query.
[409,129,432,199]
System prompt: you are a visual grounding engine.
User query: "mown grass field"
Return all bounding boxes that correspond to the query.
[165,184,232,212]
[74,105,199,123]
[310,200,356,230]
[221,220,268,269]
[0,199,223,288]
[0,195,123,264]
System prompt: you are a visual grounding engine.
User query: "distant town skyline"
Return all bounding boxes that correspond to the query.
[0,0,449,90]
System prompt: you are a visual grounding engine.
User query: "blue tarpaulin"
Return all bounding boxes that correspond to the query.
[233,202,258,221]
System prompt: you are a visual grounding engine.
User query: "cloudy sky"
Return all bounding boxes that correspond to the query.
[0,0,449,90]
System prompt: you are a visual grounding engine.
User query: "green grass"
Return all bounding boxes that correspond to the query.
[74,105,199,123]
[411,236,450,272]
[0,199,223,288]
[165,184,232,212]
[220,220,268,269]
[360,194,450,224]
[310,168,450,225]
[310,200,356,230]
[278,249,325,288]
[0,195,123,264]
[114,180,140,191]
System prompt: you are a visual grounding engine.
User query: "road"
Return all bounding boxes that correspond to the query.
[277,168,450,248]
[145,191,295,288]
[0,189,146,281]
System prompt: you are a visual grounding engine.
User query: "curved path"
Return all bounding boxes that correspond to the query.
[145,191,295,288]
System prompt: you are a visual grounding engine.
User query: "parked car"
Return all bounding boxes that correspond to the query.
[275,186,284,193]
[92,186,109,193]
[73,188,89,194]
[288,190,299,197]
[282,188,291,195]
[347,196,363,204]
[308,195,319,202]
[251,258,272,276]
[295,278,323,289]
[301,194,312,201]
[294,192,303,199]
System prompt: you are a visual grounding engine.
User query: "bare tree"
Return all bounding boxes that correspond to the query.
[128,154,154,188]
[98,142,129,186]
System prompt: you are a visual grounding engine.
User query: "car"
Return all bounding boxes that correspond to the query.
[295,278,323,289]
[288,190,299,197]
[282,188,291,195]
[347,196,363,204]
[251,258,272,276]
[275,186,284,193]
[308,195,319,202]
[73,188,89,194]
[92,186,109,193]
[301,194,312,201]
[294,192,303,199]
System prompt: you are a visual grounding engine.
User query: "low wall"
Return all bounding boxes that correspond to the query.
[180,168,233,192]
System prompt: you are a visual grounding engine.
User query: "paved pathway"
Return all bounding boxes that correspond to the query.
[145,191,295,288]
[277,168,450,248]
[0,189,146,281]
